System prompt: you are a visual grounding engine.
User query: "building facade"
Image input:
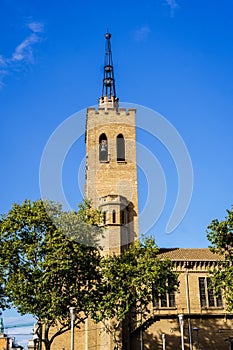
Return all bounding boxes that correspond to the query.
[50,34,232,350]
[50,32,139,350]
[131,248,233,350]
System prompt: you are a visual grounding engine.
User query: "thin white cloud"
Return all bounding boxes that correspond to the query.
[12,33,41,62]
[28,21,44,33]
[0,21,44,87]
[134,26,150,42]
[165,0,179,16]
[0,55,7,66]
[0,57,8,86]
[0,69,8,74]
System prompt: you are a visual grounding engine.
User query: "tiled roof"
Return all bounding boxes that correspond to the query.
[158,248,223,261]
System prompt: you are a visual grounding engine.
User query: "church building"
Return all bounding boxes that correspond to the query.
[51,33,233,350]
[85,33,139,255]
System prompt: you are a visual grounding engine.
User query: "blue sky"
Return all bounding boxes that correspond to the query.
[1,0,233,346]
[1,0,233,247]
[1,0,233,244]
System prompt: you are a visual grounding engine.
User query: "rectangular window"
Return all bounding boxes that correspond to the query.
[199,277,223,308]
[207,278,215,307]
[152,298,159,308]
[199,277,207,307]
[160,293,167,307]
[216,292,223,307]
[168,290,176,308]
[152,284,176,308]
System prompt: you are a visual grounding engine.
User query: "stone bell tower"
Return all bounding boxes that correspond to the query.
[85,33,139,254]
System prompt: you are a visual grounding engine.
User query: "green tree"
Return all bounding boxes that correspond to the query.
[91,238,179,349]
[207,206,233,310]
[0,199,102,350]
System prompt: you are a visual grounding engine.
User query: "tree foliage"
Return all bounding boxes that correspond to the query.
[91,237,179,348]
[0,199,103,350]
[0,200,179,350]
[207,206,233,310]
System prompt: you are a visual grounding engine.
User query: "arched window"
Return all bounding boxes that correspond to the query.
[99,134,108,161]
[117,134,125,161]
[112,210,116,224]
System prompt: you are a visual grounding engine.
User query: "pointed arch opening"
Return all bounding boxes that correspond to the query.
[117,134,125,161]
[103,211,106,225]
[99,133,108,162]
[112,210,116,224]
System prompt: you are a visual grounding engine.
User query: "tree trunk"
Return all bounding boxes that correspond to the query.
[42,323,52,350]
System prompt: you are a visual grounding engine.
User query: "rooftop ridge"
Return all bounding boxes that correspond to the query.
[158,247,223,261]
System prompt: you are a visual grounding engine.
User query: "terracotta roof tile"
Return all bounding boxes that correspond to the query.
[158,248,223,261]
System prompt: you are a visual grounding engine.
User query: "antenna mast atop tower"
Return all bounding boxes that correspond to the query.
[99,33,119,110]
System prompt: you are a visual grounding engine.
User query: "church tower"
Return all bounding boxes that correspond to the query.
[85,32,139,254]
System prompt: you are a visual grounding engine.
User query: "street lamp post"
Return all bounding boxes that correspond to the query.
[162,333,166,350]
[193,327,200,350]
[178,314,185,350]
[69,307,76,350]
